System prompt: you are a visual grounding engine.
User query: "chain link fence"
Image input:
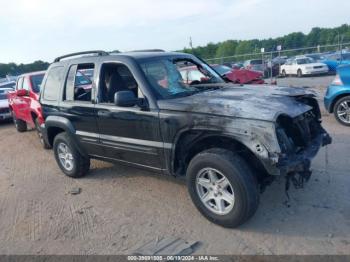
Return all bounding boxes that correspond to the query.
[203,42,350,82]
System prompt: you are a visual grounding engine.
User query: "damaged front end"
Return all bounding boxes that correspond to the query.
[275,97,332,190]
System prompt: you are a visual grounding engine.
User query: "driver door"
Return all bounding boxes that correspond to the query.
[95,62,163,170]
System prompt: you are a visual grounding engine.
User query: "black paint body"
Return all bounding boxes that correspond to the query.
[40,52,331,179]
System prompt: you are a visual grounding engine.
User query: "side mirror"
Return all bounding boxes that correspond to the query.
[16,89,28,97]
[114,90,138,107]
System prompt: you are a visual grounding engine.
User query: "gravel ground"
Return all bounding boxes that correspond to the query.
[0,76,349,255]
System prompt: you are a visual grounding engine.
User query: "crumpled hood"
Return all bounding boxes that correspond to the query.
[158,84,315,121]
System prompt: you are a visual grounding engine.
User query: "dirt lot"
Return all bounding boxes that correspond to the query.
[0,76,349,255]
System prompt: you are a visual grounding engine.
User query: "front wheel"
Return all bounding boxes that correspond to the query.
[186,148,259,228]
[334,96,350,126]
[281,70,286,77]
[297,69,303,78]
[53,132,90,178]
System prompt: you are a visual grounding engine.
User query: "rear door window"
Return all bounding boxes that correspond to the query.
[31,74,44,93]
[64,63,94,102]
[42,66,64,101]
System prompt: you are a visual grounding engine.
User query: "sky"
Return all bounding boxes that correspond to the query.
[0,0,350,64]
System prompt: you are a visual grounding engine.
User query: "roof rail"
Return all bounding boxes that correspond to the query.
[128,49,165,53]
[54,50,109,62]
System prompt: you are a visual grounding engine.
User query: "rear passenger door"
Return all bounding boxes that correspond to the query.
[59,63,103,156]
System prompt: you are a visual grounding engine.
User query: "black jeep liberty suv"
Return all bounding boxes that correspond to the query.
[40,50,331,227]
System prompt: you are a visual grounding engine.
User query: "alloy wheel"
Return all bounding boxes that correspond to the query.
[337,99,350,124]
[57,142,74,171]
[195,167,235,215]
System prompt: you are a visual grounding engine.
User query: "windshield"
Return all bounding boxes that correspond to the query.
[211,65,232,75]
[296,58,313,64]
[140,57,224,99]
[307,54,323,60]
[31,74,44,93]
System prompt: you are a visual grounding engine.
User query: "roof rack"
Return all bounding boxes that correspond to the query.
[128,49,165,53]
[54,50,109,62]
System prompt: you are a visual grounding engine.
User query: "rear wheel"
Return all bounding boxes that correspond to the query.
[186,148,259,228]
[53,132,90,178]
[12,112,27,132]
[334,96,350,126]
[34,118,51,149]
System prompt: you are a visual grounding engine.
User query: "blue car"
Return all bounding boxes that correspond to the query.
[324,64,350,126]
[322,52,350,74]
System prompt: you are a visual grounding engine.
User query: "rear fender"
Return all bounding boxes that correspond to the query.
[44,116,87,157]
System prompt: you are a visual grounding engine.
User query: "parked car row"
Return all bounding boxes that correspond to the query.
[221,50,350,78]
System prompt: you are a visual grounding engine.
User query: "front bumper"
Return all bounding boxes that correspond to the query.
[303,69,328,75]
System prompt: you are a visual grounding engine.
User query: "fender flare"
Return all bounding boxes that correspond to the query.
[44,116,88,157]
[170,127,272,176]
[45,115,76,134]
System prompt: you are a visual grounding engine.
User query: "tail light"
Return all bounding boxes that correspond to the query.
[332,74,343,86]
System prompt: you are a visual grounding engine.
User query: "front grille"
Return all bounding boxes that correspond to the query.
[0,107,10,114]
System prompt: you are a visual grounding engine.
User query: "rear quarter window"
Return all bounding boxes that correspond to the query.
[42,66,64,101]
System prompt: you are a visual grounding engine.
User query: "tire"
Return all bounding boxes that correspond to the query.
[186,148,259,228]
[12,112,27,132]
[281,70,286,77]
[34,118,51,149]
[53,132,90,178]
[333,96,350,126]
[297,69,303,78]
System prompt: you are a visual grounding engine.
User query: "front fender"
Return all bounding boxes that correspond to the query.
[324,85,350,113]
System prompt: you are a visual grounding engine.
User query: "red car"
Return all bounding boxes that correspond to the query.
[179,64,265,85]
[211,64,265,84]
[8,71,50,148]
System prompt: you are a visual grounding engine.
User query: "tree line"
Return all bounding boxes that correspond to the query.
[0,60,49,78]
[182,24,350,61]
[1,24,350,78]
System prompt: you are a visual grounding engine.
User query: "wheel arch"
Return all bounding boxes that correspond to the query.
[329,93,350,113]
[172,130,269,183]
[45,116,76,147]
